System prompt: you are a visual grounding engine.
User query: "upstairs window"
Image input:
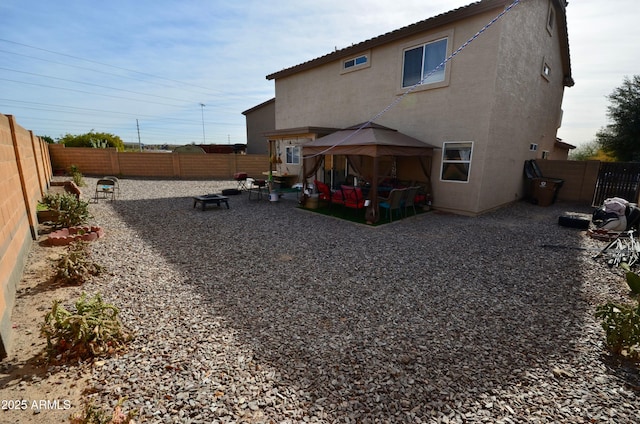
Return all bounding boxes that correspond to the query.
[402,38,448,88]
[344,55,368,69]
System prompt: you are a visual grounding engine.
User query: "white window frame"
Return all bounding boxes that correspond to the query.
[344,55,367,69]
[285,145,300,165]
[398,30,453,93]
[341,51,371,74]
[402,37,448,88]
[440,141,473,183]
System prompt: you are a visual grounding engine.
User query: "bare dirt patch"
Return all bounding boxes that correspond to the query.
[0,227,92,423]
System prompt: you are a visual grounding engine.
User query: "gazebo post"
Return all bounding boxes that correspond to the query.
[367,157,380,224]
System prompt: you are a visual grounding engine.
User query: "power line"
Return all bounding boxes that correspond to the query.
[0,38,223,94]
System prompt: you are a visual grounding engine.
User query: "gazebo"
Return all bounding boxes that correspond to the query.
[301,122,437,223]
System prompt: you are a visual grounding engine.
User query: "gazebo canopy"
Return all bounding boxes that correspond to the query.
[301,122,436,157]
[301,122,436,223]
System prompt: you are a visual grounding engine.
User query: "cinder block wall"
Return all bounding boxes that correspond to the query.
[49,145,269,179]
[0,114,50,358]
[536,160,599,204]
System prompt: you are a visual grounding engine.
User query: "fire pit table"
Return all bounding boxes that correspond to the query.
[192,194,229,211]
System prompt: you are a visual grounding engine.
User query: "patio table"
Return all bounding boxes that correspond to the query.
[193,194,229,210]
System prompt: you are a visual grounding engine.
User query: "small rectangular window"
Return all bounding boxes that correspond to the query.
[344,55,367,69]
[441,142,473,182]
[530,143,538,151]
[285,146,300,165]
[542,150,550,159]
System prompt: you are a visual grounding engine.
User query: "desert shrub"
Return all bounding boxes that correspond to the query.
[69,398,137,424]
[595,301,640,360]
[69,164,86,187]
[53,241,103,285]
[41,192,91,228]
[41,292,132,362]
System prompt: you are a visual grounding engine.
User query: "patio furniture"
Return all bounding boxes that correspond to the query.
[248,179,267,200]
[192,194,229,210]
[94,178,116,202]
[403,186,420,217]
[314,180,344,206]
[340,185,366,211]
[379,188,405,222]
[234,172,248,191]
[103,176,120,197]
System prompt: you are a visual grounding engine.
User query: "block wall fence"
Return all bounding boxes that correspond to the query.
[0,114,52,357]
[49,144,270,179]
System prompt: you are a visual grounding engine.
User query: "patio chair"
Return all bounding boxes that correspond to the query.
[94,178,116,202]
[103,176,120,198]
[340,185,366,212]
[402,186,420,217]
[248,178,267,200]
[379,188,405,222]
[314,180,344,207]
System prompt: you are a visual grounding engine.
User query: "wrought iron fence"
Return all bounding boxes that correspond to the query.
[592,162,640,206]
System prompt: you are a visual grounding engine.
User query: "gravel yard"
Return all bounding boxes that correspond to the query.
[26,178,640,422]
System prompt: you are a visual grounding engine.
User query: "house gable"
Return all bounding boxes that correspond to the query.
[266,0,572,87]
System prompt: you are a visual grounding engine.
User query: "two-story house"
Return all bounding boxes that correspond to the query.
[259,0,573,215]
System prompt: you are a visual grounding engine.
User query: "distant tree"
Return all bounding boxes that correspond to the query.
[569,140,616,161]
[59,131,125,151]
[39,135,55,144]
[596,75,640,161]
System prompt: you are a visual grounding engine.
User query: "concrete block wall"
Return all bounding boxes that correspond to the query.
[50,144,270,180]
[0,114,51,358]
[536,160,599,204]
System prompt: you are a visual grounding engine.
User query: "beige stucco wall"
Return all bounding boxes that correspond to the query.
[272,0,568,215]
[244,100,274,155]
[478,0,567,214]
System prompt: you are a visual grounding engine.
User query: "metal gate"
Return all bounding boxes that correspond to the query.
[592,162,640,206]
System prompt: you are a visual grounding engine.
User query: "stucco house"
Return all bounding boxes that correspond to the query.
[259,0,573,215]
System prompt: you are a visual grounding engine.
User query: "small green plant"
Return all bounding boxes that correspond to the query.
[617,264,640,295]
[41,292,132,362]
[69,398,137,424]
[41,192,91,228]
[69,164,86,187]
[625,271,640,295]
[53,241,103,285]
[595,301,640,360]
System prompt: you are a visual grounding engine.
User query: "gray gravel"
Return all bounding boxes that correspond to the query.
[77,177,638,423]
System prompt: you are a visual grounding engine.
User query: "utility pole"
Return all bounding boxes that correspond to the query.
[136,119,142,151]
[200,103,206,143]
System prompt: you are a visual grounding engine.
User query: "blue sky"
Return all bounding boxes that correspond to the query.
[1,0,638,147]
